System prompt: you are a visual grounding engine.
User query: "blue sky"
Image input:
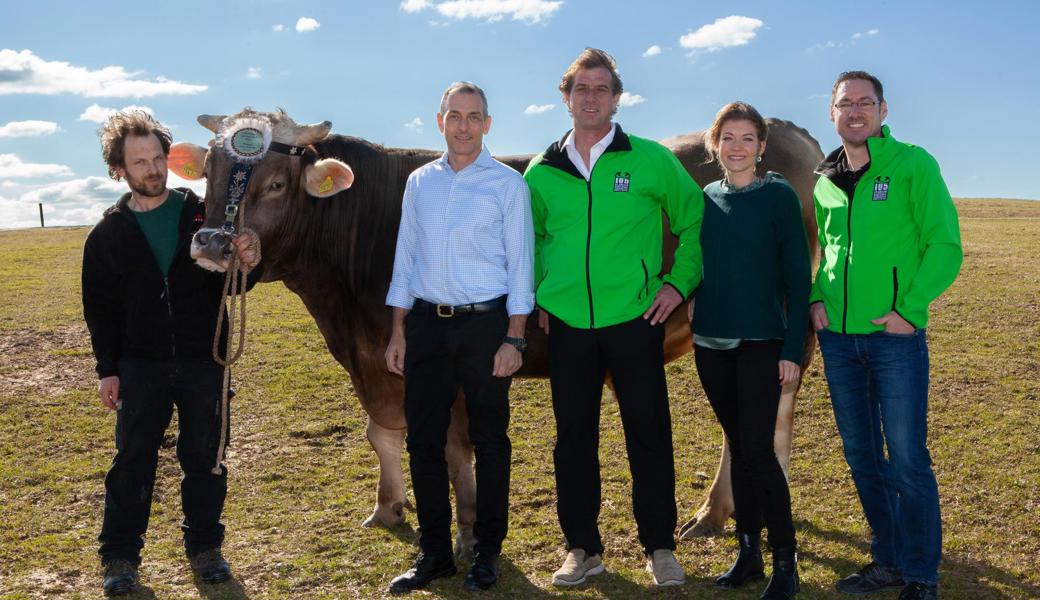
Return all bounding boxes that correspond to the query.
[1,0,1036,228]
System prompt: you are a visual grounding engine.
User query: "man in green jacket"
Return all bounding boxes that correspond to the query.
[524,48,703,588]
[810,71,961,600]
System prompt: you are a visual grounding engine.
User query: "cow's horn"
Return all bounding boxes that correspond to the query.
[292,121,333,146]
[198,114,227,134]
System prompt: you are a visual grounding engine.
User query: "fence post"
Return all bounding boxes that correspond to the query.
[39,203,44,228]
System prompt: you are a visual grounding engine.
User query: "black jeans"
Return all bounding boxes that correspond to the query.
[99,358,228,563]
[403,306,512,558]
[694,340,796,548]
[548,313,677,556]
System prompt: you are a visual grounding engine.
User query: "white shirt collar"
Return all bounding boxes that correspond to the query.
[563,123,616,180]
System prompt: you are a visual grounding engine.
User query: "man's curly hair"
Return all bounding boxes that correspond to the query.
[98,110,172,180]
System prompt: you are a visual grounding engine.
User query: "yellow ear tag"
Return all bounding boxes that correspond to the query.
[182,164,198,178]
[318,175,334,194]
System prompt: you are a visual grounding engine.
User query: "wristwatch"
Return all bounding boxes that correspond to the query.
[503,336,527,353]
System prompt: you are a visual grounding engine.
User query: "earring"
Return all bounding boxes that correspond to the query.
[756,155,762,163]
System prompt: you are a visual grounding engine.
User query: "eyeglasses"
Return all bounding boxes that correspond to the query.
[833,99,879,112]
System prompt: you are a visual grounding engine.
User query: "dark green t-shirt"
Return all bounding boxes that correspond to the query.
[133,189,184,276]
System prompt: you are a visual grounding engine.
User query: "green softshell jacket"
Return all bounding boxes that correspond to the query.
[524,125,704,329]
[811,125,962,333]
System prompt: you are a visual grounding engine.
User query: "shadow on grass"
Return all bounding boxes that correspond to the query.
[796,519,1040,599]
[194,573,250,599]
[123,584,157,599]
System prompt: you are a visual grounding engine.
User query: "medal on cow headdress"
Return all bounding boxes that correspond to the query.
[213,115,310,234]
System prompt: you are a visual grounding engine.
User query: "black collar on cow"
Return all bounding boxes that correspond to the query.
[220,140,311,234]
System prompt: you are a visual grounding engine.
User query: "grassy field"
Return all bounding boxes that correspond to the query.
[1,199,1038,599]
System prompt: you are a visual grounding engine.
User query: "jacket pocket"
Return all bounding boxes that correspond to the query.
[638,259,649,299]
[891,266,899,311]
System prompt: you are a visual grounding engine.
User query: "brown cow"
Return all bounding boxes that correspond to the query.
[168,108,822,553]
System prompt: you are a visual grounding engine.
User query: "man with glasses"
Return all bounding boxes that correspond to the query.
[810,71,962,600]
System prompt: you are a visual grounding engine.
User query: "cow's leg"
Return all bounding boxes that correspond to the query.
[773,380,798,477]
[680,380,798,538]
[446,396,476,559]
[679,437,733,538]
[362,417,410,528]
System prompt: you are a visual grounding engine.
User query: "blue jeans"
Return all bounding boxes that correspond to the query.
[816,329,941,585]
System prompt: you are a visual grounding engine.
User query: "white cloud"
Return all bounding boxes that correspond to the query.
[809,28,880,51]
[642,45,662,58]
[524,103,555,115]
[273,24,285,32]
[296,17,320,32]
[246,67,262,79]
[402,0,562,24]
[0,120,60,138]
[404,117,424,133]
[1,176,122,228]
[618,92,645,107]
[401,0,431,11]
[0,154,74,178]
[78,103,154,123]
[679,16,764,53]
[0,49,207,98]
[0,173,209,229]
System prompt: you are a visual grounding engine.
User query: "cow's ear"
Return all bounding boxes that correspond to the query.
[304,158,354,198]
[168,142,208,180]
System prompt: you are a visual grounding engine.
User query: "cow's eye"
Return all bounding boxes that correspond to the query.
[269,181,285,192]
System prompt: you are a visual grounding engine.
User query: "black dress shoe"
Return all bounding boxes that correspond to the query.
[189,548,232,584]
[836,561,904,594]
[389,552,457,594]
[102,558,139,596]
[716,532,765,588]
[464,553,498,591]
[761,544,799,599]
[899,582,939,600]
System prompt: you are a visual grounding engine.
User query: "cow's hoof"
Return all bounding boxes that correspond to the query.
[454,528,476,560]
[362,501,407,528]
[678,514,726,539]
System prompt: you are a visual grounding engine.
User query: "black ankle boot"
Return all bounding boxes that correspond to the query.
[761,545,799,599]
[715,532,765,588]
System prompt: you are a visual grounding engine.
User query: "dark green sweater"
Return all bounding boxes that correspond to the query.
[691,173,811,363]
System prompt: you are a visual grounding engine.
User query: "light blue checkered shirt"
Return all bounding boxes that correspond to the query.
[386,146,535,316]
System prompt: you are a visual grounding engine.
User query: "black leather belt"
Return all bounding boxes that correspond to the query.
[413,296,506,318]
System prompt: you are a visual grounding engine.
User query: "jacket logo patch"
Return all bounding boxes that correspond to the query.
[613,171,631,192]
[872,176,890,201]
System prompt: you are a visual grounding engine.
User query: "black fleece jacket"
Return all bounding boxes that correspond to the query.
[81,188,261,378]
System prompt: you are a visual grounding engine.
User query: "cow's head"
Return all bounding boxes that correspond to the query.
[168,108,354,272]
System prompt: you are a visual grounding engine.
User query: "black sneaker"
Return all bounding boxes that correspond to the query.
[836,561,904,594]
[189,548,232,584]
[102,558,138,596]
[899,582,939,600]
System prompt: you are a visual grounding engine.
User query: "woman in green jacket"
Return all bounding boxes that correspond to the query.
[688,102,810,600]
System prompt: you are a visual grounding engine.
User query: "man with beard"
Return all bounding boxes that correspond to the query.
[82,111,259,596]
[810,71,961,600]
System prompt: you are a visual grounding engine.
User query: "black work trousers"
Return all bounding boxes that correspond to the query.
[403,306,512,559]
[694,340,796,548]
[99,358,228,563]
[548,313,677,556]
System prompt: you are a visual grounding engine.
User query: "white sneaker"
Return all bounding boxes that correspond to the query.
[552,549,606,587]
[646,549,685,587]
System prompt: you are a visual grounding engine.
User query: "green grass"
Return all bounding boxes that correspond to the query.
[1,199,1038,599]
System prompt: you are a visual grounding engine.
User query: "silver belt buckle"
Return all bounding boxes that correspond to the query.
[436,304,454,318]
